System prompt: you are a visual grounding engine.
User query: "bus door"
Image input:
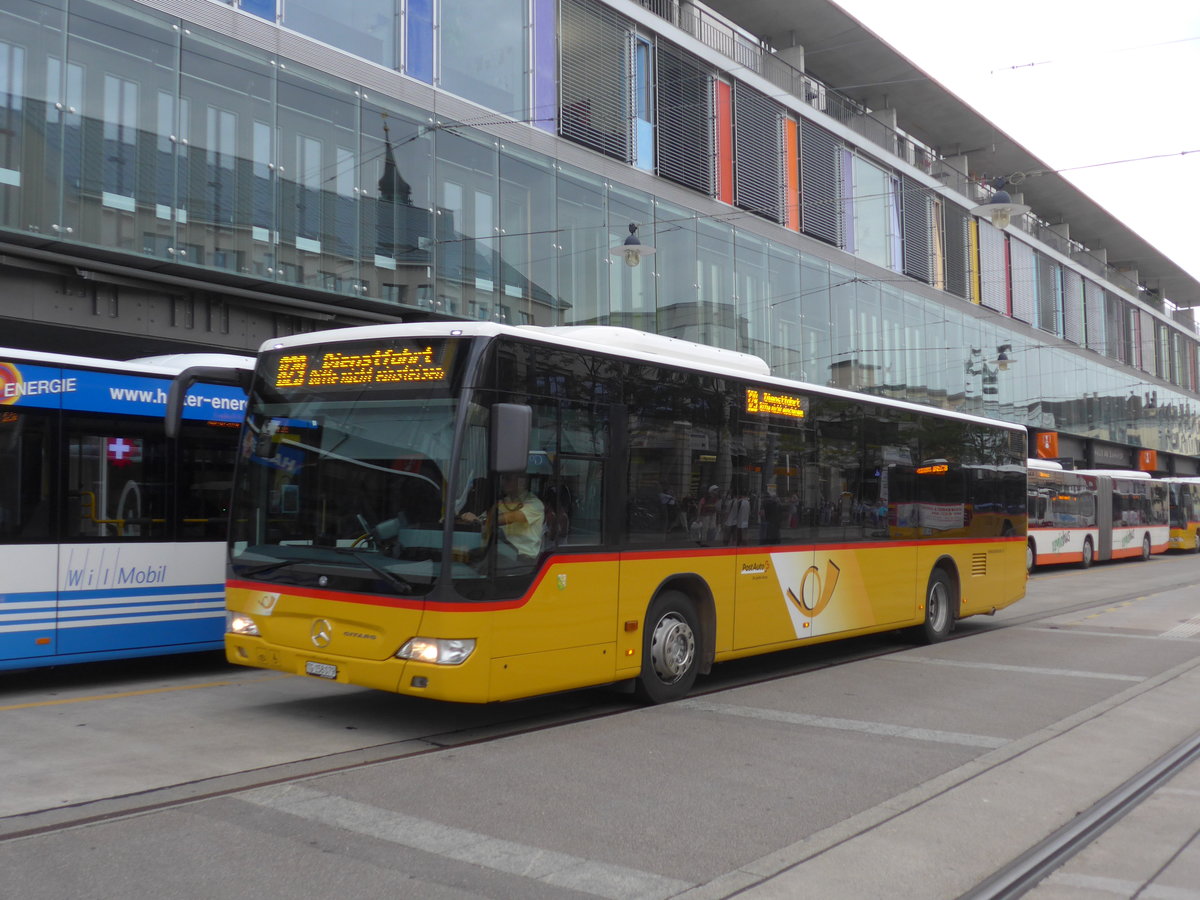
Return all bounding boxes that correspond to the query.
[1095,477,1114,560]
[0,406,57,664]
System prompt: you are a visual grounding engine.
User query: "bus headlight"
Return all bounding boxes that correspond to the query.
[396,638,476,665]
[227,613,260,636]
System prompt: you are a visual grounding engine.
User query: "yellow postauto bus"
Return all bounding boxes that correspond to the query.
[170,323,1027,703]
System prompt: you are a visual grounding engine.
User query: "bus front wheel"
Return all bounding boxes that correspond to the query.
[1080,538,1094,569]
[636,590,700,704]
[919,569,955,644]
[1141,533,1152,560]
[1026,539,1036,574]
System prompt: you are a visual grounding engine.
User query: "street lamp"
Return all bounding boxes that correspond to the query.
[610,223,655,268]
[970,177,1031,230]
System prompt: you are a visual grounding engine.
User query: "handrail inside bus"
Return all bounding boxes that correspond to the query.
[165,365,254,440]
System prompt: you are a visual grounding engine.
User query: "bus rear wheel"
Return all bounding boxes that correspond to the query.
[1080,538,1094,569]
[919,569,955,644]
[1026,539,1036,574]
[636,590,700,704]
[1141,533,1152,560]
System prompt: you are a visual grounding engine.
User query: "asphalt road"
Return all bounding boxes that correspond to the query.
[2,553,1199,898]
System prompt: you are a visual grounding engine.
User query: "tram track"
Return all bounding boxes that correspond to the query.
[1,564,1193,856]
[962,729,1200,899]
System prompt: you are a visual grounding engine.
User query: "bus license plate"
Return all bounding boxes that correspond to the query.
[305,661,337,680]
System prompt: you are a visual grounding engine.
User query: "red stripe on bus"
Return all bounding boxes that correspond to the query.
[229,537,1019,613]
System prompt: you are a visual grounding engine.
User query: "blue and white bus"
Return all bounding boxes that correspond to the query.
[0,348,250,670]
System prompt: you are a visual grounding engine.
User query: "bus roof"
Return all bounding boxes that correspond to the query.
[1027,459,1063,470]
[257,321,1027,436]
[1073,469,1153,480]
[2,346,253,376]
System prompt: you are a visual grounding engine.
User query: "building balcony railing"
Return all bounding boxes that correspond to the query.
[634,0,1183,331]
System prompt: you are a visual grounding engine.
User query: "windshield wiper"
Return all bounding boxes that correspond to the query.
[331,548,415,594]
[234,558,307,579]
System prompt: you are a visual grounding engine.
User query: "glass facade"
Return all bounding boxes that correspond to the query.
[1,0,1198,465]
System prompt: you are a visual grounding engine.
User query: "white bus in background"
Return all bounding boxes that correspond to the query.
[0,347,250,671]
[1026,460,1168,571]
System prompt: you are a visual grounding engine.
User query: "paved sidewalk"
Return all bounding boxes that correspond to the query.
[681,655,1200,899]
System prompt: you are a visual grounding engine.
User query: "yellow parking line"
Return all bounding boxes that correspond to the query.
[0,674,294,712]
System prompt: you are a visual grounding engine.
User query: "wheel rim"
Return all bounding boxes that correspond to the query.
[1026,542,1034,572]
[1083,542,1092,565]
[1143,536,1151,558]
[649,612,696,684]
[927,580,949,633]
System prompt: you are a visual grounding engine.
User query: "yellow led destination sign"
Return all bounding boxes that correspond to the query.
[274,345,448,388]
[916,463,950,475]
[745,388,807,419]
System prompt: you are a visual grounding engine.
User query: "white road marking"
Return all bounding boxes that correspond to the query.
[239,784,693,900]
[887,656,1144,682]
[678,699,1007,748]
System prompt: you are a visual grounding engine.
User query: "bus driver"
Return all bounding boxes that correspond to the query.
[460,473,545,562]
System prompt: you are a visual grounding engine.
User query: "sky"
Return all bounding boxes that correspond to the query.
[831,0,1200,304]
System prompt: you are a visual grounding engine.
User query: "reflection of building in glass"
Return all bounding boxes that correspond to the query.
[1,0,1199,473]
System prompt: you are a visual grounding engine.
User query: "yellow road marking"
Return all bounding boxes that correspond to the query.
[0,674,293,712]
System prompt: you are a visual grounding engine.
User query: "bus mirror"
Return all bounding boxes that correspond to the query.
[165,365,253,439]
[491,404,531,473]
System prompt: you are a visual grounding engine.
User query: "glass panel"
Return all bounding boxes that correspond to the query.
[607,182,654,331]
[851,154,890,268]
[179,27,275,275]
[767,242,802,378]
[239,0,275,20]
[499,144,557,325]
[64,0,180,252]
[0,0,67,235]
[654,200,699,341]
[557,164,606,326]
[274,61,359,291]
[436,127,498,320]
[405,0,434,83]
[530,0,557,132]
[696,218,735,349]
[283,0,396,68]
[440,0,526,116]
[633,37,654,171]
[797,253,830,385]
[735,231,769,361]
[359,96,433,308]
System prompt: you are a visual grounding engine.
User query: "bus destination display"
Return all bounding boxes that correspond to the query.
[274,344,450,389]
[745,388,807,419]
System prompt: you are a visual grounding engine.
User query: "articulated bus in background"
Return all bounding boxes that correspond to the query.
[0,348,250,671]
[173,323,1027,704]
[1026,460,1169,571]
[1163,477,1200,552]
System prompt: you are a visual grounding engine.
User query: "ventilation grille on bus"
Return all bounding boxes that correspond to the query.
[971,553,987,577]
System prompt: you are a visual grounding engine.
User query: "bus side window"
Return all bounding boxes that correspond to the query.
[0,410,53,541]
[177,423,239,540]
[64,416,169,540]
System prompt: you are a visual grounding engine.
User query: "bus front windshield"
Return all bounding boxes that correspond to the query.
[229,396,458,596]
[229,340,468,597]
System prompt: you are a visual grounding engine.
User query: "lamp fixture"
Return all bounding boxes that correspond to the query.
[970,177,1031,230]
[610,223,655,268]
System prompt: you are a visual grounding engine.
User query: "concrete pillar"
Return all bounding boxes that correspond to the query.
[776,44,805,72]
